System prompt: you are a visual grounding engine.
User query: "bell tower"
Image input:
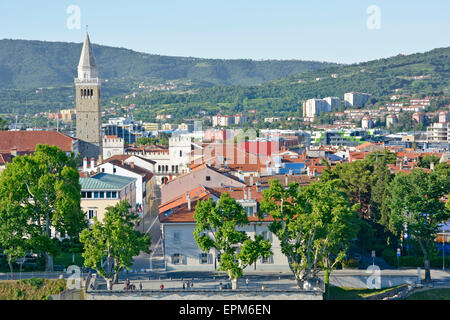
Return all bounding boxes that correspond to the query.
[75,33,102,160]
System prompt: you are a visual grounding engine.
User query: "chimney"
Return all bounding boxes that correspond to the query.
[83,157,88,171]
[285,174,289,187]
[186,192,191,212]
[90,158,95,170]
[98,155,103,165]
[130,162,135,169]
[430,161,435,171]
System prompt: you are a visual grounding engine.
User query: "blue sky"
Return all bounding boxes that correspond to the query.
[0,0,449,63]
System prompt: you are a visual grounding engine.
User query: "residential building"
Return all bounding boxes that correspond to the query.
[323,97,340,110]
[0,130,79,156]
[160,164,246,203]
[427,123,449,143]
[304,99,330,119]
[96,155,156,217]
[159,186,289,271]
[386,114,398,128]
[80,173,136,224]
[344,92,371,107]
[361,116,374,129]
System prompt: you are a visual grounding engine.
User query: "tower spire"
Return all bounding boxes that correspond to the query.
[77,32,98,80]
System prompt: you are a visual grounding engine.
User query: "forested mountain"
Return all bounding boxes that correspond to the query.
[0,39,335,89]
[119,47,450,122]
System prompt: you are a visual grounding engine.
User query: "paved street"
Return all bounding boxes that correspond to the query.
[92,269,450,290]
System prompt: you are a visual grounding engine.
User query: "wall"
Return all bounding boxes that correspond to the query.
[87,289,322,300]
[163,222,290,272]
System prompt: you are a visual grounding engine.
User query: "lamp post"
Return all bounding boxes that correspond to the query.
[442,233,446,271]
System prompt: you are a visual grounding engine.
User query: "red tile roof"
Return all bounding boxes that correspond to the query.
[0,131,76,153]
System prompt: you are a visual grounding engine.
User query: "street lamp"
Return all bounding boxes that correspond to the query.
[442,232,446,271]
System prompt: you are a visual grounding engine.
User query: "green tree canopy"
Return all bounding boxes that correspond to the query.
[193,193,272,289]
[386,168,450,282]
[260,179,360,290]
[0,144,85,271]
[80,201,151,290]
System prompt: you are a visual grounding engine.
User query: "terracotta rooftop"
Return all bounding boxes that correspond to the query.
[0,131,76,153]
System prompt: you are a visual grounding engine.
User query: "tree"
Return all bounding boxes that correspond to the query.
[0,145,85,271]
[418,155,440,169]
[260,179,359,292]
[0,118,8,131]
[80,201,151,290]
[0,202,32,279]
[193,194,272,289]
[330,160,373,218]
[386,168,450,282]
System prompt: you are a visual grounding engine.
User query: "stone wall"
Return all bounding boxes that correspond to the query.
[87,289,323,300]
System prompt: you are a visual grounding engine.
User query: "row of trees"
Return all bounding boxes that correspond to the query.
[193,150,449,293]
[193,179,360,294]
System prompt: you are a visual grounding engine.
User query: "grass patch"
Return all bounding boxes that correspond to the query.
[328,285,401,300]
[406,289,450,300]
[0,278,66,300]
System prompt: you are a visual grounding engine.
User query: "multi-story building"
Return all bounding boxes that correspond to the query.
[386,114,398,128]
[212,115,247,127]
[160,186,288,271]
[361,116,374,129]
[427,123,449,143]
[143,122,161,132]
[80,173,136,224]
[103,117,144,145]
[344,92,371,108]
[323,97,340,110]
[304,99,330,118]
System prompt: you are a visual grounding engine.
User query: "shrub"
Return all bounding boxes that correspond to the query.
[382,248,397,266]
[342,259,359,269]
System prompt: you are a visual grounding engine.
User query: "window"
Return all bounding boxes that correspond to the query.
[81,192,86,198]
[111,192,117,199]
[199,253,212,264]
[206,176,211,181]
[173,231,181,244]
[172,253,184,265]
[99,192,105,198]
[244,206,254,217]
[180,150,183,157]
[94,192,100,199]
[261,255,273,264]
[106,192,112,199]
[261,231,272,242]
[113,168,117,173]
[86,192,92,199]
[87,209,97,220]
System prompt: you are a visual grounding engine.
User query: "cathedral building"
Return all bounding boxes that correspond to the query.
[75,33,102,160]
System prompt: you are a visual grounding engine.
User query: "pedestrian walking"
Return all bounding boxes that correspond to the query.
[160,284,164,290]
[246,278,249,288]
[182,281,186,290]
[139,282,143,291]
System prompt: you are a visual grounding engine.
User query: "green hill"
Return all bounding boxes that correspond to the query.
[119,47,450,122]
[0,39,335,89]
